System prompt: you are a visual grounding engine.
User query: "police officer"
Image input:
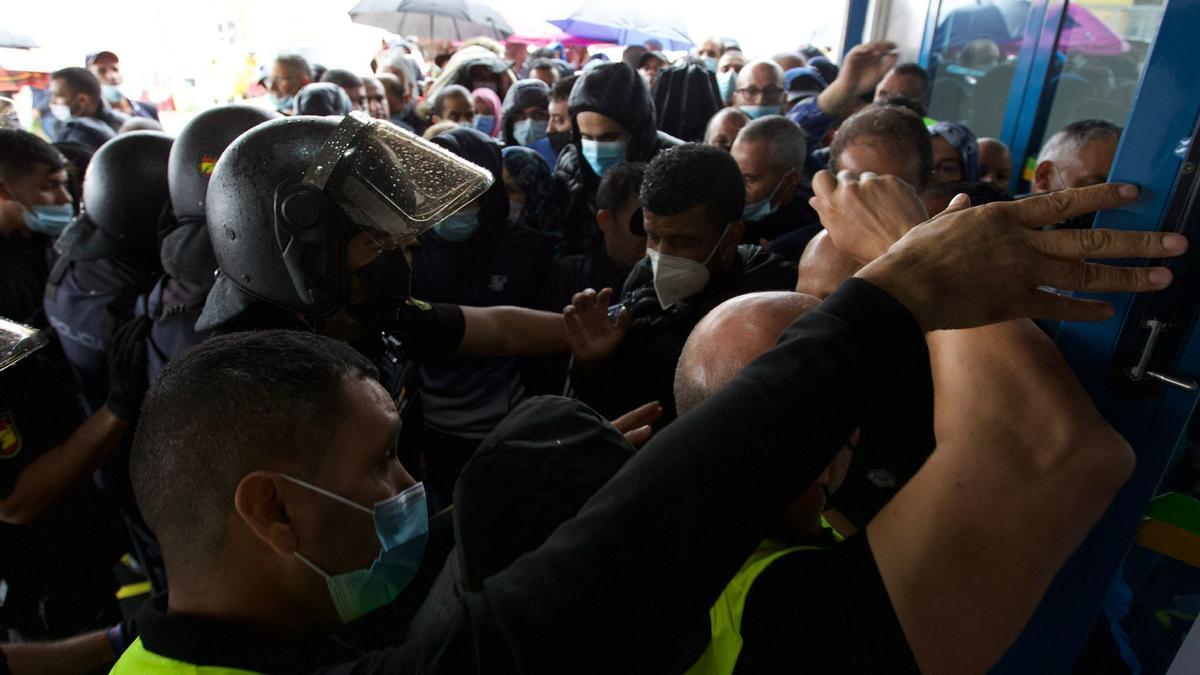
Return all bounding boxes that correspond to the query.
[138,105,280,384]
[0,315,146,646]
[44,131,172,411]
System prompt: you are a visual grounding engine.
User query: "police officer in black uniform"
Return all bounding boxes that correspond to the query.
[44,131,172,411]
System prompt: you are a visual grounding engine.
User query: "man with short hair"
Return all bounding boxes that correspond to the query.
[547,75,576,156]
[47,67,126,149]
[704,108,749,152]
[731,116,821,258]
[377,72,423,133]
[568,143,796,425]
[0,130,73,322]
[773,51,807,73]
[978,137,1012,187]
[527,58,559,87]
[320,68,366,112]
[734,60,786,119]
[361,75,390,120]
[1032,119,1121,193]
[270,54,313,114]
[829,104,933,189]
[85,50,158,121]
[695,36,724,71]
[716,51,746,105]
[430,84,475,126]
[874,62,929,103]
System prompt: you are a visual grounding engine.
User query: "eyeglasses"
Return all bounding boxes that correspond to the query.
[737,86,784,102]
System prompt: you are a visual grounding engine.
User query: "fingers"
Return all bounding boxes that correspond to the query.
[812,169,837,198]
[1040,260,1173,294]
[623,425,654,449]
[1007,183,1139,229]
[1025,290,1116,323]
[611,400,663,433]
[615,305,632,330]
[935,193,971,218]
[1030,228,1189,261]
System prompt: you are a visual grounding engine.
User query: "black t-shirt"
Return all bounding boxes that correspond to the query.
[735,532,919,674]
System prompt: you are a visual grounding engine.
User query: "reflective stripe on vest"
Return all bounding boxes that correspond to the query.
[684,537,829,675]
[110,638,264,675]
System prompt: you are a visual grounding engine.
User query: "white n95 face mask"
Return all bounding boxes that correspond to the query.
[647,222,734,309]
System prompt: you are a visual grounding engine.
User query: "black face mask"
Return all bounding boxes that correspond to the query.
[346,249,412,324]
[548,131,572,156]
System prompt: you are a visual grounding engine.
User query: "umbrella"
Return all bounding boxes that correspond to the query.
[0,28,38,50]
[349,0,512,41]
[507,19,613,47]
[1060,4,1129,56]
[548,0,694,50]
[933,1,1128,57]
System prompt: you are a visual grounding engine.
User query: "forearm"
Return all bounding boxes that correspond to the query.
[485,279,925,673]
[0,406,127,525]
[867,320,1133,674]
[1,629,116,674]
[456,306,567,357]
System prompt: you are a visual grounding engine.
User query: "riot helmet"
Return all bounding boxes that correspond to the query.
[54,130,173,268]
[165,105,279,288]
[197,111,492,330]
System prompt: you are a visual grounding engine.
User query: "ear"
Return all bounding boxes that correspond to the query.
[1033,160,1055,193]
[779,169,803,200]
[596,208,613,235]
[728,219,745,246]
[234,471,300,557]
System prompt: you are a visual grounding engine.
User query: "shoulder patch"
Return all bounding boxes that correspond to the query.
[0,412,21,460]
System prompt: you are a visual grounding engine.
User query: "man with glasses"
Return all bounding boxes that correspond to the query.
[734,60,786,120]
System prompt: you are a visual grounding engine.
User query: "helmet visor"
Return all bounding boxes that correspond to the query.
[0,318,48,373]
[304,111,493,242]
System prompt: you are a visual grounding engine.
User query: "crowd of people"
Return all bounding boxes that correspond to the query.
[0,31,1178,674]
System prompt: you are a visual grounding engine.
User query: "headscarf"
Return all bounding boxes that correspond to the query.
[929,121,980,182]
[501,145,554,232]
[471,87,503,138]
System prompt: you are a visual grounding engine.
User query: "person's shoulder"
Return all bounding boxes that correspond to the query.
[735,244,798,285]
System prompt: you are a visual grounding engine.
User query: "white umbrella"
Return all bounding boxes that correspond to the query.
[349,0,513,41]
[0,29,38,50]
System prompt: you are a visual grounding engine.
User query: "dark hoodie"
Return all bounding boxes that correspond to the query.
[570,244,797,426]
[652,61,723,143]
[500,79,550,147]
[410,127,553,438]
[552,63,681,257]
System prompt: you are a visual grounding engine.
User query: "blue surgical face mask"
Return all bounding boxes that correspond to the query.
[581,138,627,177]
[742,172,792,223]
[269,92,294,113]
[718,70,737,102]
[433,206,482,242]
[473,114,495,135]
[23,203,75,237]
[283,475,429,624]
[740,104,782,120]
[513,118,548,147]
[101,84,124,104]
[703,56,719,73]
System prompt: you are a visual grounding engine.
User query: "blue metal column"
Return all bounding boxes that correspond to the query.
[917,0,942,69]
[841,0,871,58]
[994,1,1200,671]
[1000,0,1067,193]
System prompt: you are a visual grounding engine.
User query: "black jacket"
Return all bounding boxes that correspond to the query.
[571,244,798,425]
[552,63,681,256]
[121,279,925,674]
[743,188,823,256]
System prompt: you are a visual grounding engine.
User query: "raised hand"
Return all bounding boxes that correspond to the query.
[857,183,1188,331]
[564,288,630,366]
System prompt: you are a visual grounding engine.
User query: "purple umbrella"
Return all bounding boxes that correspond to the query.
[1060,4,1129,56]
[548,0,694,51]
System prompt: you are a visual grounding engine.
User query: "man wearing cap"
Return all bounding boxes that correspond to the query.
[86,51,159,122]
[782,67,827,114]
[638,51,669,91]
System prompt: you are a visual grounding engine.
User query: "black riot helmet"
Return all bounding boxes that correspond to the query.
[54,130,173,267]
[164,105,279,288]
[196,111,493,331]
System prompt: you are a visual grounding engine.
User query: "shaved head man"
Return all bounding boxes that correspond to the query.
[735,60,786,119]
[704,108,749,152]
[978,137,1012,187]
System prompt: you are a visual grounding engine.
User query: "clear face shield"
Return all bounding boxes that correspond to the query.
[303,110,494,247]
[0,318,48,373]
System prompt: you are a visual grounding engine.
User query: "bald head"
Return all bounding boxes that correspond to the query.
[675,292,821,416]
